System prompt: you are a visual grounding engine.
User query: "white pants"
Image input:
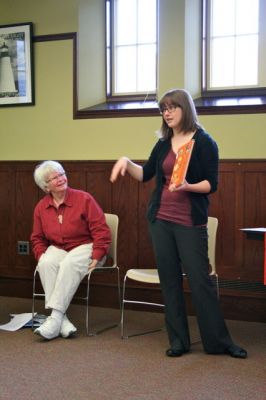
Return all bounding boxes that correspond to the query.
[37,244,105,313]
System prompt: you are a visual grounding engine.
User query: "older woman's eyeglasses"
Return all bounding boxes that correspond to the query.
[46,172,66,184]
[159,104,180,115]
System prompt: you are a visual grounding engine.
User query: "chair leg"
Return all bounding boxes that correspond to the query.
[120,274,127,338]
[116,267,122,314]
[86,267,121,336]
[86,274,90,336]
[32,296,35,331]
[121,274,164,339]
[32,272,36,331]
[86,270,92,336]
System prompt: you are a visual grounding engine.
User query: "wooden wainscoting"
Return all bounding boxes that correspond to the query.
[0,160,265,322]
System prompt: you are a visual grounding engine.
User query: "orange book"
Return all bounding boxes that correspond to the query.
[169,139,195,187]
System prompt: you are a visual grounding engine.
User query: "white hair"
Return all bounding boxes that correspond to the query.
[34,160,65,192]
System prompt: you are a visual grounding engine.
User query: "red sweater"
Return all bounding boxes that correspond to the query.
[31,187,111,261]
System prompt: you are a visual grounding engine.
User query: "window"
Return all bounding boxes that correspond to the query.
[106,0,158,101]
[76,0,266,118]
[202,0,266,95]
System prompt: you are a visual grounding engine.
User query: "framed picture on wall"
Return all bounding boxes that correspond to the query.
[0,22,34,107]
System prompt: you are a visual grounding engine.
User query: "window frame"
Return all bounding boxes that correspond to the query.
[197,0,266,103]
[105,0,158,103]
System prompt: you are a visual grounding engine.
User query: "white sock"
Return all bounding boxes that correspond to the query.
[51,309,64,322]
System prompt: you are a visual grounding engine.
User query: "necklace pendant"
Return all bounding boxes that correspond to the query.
[58,214,63,224]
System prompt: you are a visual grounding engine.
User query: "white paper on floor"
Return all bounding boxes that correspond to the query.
[0,313,46,331]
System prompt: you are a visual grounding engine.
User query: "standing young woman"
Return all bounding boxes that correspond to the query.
[110,88,247,359]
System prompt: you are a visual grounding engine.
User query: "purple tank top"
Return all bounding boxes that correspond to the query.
[156,148,193,226]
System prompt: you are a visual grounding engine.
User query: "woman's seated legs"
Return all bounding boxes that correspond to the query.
[35,243,93,339]
[46,243,93,313]
[37,245,67,308]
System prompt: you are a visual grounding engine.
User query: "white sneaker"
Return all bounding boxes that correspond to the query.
[34,316,61,340]
[60,316,77,338]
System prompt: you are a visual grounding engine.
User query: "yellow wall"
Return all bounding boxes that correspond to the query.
[1,0,265,161]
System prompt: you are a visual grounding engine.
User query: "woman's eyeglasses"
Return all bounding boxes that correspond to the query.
[46,172,65,184]
[159,104,180,115]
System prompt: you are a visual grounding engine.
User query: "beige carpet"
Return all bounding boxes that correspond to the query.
[0,296,265,400]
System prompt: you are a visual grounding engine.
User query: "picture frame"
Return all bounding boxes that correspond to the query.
[0,22,34,107]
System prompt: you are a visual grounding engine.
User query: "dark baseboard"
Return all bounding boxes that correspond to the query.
[0,278,265,323]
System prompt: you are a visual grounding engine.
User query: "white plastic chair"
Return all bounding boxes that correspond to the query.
[32,213,121,336]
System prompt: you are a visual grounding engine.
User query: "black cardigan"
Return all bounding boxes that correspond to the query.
[142,128,219,225]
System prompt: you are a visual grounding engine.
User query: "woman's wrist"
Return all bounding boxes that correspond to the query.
[186,180,211,193]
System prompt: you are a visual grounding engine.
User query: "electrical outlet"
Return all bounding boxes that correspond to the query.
[17,241,29,255]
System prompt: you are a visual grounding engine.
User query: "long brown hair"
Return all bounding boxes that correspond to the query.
[158,88,201,139]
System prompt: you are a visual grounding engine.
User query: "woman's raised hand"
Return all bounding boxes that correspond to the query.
[110,157,128,183]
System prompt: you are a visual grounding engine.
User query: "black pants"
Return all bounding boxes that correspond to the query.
[148,218,234,353]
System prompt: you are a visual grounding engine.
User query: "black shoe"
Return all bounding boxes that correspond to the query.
[166,348,189,357]
[224,346,247,359]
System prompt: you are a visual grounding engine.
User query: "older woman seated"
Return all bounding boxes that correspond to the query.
[31,160,111,340]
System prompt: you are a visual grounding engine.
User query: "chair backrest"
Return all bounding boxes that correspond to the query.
[207,216,218,275]
[104,213,119,266]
